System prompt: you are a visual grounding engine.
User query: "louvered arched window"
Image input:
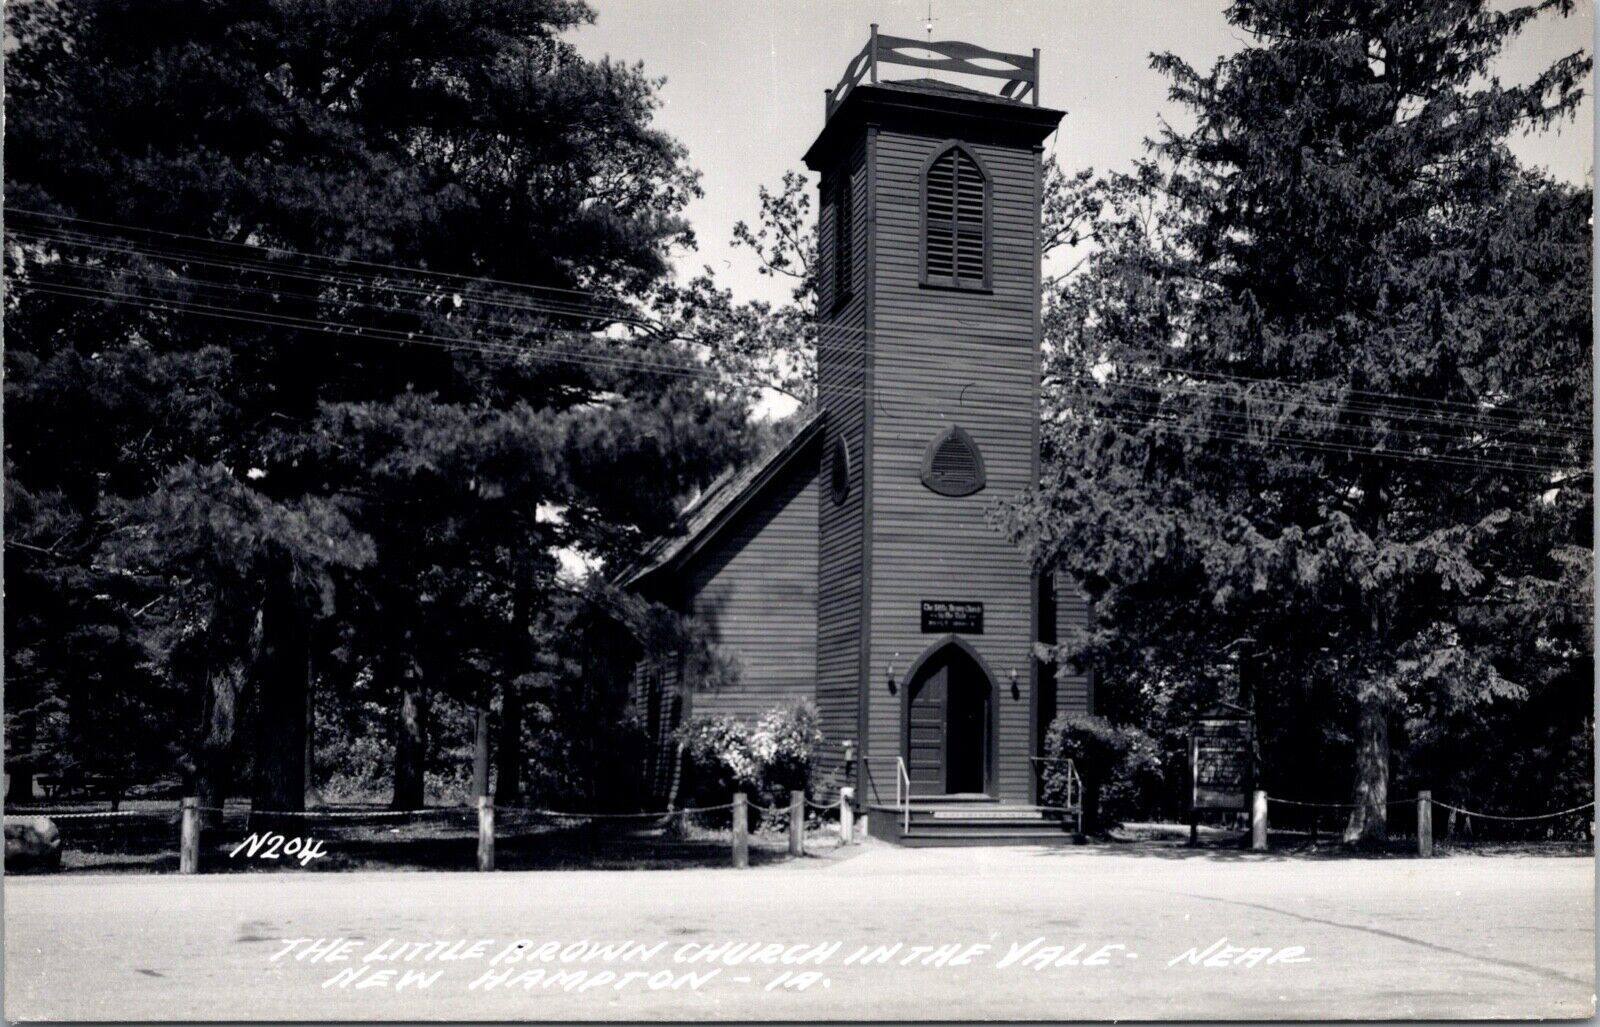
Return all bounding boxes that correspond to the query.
[921,426,986,497]
[922,143,989,289]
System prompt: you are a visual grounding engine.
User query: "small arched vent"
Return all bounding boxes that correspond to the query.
[830,436,852,505]
[921,426,986,497]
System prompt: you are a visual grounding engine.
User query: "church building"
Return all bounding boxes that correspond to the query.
[621,29,1092,843]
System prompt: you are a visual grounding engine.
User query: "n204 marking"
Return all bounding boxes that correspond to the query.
[229,832,328,867]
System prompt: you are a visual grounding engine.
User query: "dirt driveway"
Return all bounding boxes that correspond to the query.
[5,841,1593,1020]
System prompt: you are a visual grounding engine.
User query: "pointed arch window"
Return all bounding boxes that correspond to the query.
[922,143,990,290]
[921,426,986,497]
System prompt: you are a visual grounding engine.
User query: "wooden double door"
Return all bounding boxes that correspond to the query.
[905,644,991,795]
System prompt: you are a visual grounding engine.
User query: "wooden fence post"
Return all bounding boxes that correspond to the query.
[732,792,749,868]
[477,796,495,872]
[789,790,804,857]
[1250,789,1268,851]
[840,787,855,845]
[179,796,200,874]
[471,708,490,800]
[1417,790,1433,858]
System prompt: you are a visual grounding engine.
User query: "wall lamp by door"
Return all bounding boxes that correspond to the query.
[886,653,901,695]
[1009,667,1020,699]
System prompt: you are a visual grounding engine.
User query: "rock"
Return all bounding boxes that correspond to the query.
[6,817,63,872]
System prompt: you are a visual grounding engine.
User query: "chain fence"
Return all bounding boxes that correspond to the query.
[1259,790,1594,855]
[3,789,860,874]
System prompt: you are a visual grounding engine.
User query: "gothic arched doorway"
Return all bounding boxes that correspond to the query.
[905,639,992,795]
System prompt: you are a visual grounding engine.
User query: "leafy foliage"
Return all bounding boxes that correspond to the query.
[1040,714,1164,830]
[1004,0,1592,840]
[4,0,751,808]
[675,699,823,826]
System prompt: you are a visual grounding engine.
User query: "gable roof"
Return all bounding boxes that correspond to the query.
[618,410,825,590]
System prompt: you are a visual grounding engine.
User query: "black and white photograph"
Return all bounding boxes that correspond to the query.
[1,0,1595,1020]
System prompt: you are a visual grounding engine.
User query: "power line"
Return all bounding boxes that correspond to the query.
[12,274,1586,478]
[1048,395,1585,476]
[9,215,1589,475]
[14,209,1585,431]
[14,241,1579,443]
[7,208,639,306]
[8,226,650,330]
[1047,369,1589,443]
[23,255,1587,466]
[15,240,1588,455]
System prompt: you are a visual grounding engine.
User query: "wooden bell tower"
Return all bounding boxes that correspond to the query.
[804,29,1065,805]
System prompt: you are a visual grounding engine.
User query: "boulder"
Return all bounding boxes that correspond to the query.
[6,817,63,872]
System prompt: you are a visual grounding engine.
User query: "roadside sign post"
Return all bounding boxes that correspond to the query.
[1188,701,1256,847]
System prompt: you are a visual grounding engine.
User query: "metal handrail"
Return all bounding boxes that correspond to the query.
[1030,756,1084,834]
[861,756,913,834]
[897,757,911,835]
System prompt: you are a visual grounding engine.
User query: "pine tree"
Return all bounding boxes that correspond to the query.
[6,0,748,809]
[1002,0,1591,843]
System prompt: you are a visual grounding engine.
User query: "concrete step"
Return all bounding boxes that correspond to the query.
[912,809,1051,822]
[895,830,1086,848]
[868,804,1082,846]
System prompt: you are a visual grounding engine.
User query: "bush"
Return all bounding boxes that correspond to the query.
[1041,714,1163,830]
[675,699,823,827]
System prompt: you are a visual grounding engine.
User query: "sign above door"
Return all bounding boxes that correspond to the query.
[921,600,983,634]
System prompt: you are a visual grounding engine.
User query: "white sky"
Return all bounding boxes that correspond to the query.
[573,0,1594,307]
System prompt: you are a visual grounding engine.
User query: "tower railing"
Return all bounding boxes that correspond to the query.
[825,24,1040,119]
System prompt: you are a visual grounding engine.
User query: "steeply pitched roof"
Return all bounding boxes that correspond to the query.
[618,410,824,589]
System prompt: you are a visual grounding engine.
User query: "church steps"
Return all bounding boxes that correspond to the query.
[865,802,1083,846]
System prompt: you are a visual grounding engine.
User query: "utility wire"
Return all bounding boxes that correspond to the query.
[13,209,1592,429]
[9,221,1589,475]
[17,252,1585,449]
[13,212,1590,433]
[14,274,1585,478]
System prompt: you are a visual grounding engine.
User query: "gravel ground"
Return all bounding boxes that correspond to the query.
[5,839,1593,1021]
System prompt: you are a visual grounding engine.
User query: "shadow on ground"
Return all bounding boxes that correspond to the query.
[7,803,820,874]
[8,802,1586,874]
[1025,827,1592,861]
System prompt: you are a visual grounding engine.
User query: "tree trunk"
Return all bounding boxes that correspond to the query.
[494,679,522,805]
[195,664,243,829]
[7,708,36,803]
[391,655,428,810]
[251,574,310,812]
[6,768,34,804]
[497,555,538,806]
[1342,693,1389,846]
[1082,778,1104,836]
[304,676,325,809]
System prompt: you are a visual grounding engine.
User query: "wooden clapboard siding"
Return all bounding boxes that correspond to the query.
[814,132,872,800]
[1052,581,1093,719]
[866,126,1043,803]
[683,450,818,721]
[1038,574,1094,754]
